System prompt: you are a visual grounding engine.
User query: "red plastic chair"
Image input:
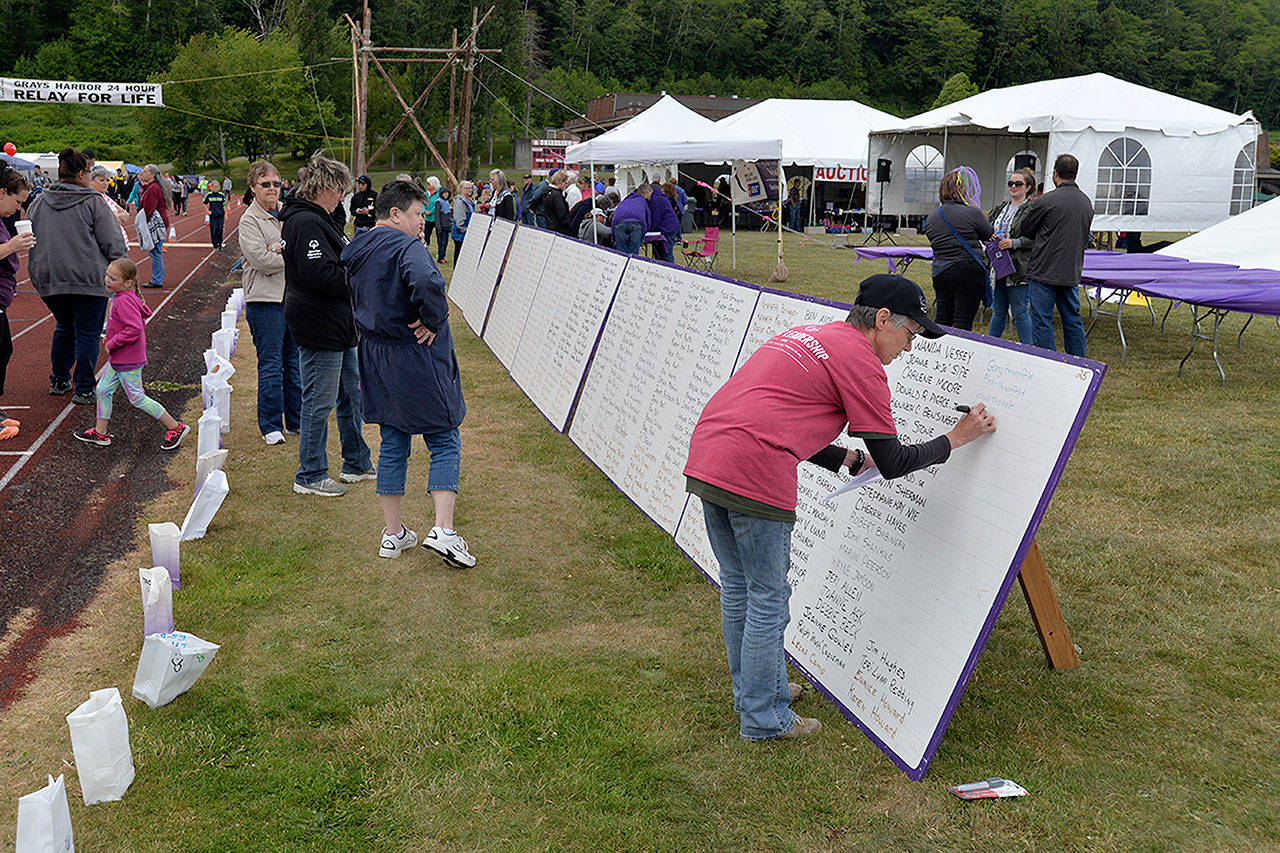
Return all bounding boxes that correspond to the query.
[681,227,719,271]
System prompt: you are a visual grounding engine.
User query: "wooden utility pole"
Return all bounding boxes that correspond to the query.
[340,6,499,185]
[457,7,479,181]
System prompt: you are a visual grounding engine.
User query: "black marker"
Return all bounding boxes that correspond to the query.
[955,405,971,413]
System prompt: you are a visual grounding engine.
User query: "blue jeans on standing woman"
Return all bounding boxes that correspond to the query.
[701,499,798,740]
[295,345,371,485]
[989,278,1033,343]
[148,239,164,287]
[42,294,108,396]
[245,301,300,436]
[374,425,461,496]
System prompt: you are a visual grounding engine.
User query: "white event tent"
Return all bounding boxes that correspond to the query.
[716,97,902,226]
[867,73,1261,232]
[1157,196,1280,269]
[565,95,784,266]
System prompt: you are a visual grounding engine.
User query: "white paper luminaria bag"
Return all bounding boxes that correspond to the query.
[65,688,135,805]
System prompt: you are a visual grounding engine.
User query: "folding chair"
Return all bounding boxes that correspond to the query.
[681,226,719,271]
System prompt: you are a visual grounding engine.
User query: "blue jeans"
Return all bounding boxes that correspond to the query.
[375,425,461,496]
[295,346,371,485]
[701,500,798,740]
[148,239,164,286]
[989,279,1033,343]
[42,294,108,396]
[1028,280,1087,356]
[245,301,301,436]
[613,221,643,255]
[435,224,450,261]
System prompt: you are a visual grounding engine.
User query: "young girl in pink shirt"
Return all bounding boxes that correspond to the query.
[74,258,188,450]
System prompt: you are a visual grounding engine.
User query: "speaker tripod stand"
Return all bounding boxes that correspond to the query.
[862,179,896,246]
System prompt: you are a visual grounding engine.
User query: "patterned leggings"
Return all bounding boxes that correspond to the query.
[96,366,166,422]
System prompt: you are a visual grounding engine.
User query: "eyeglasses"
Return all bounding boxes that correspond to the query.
[1008,180,1026,187]
[903,322,922,341]
[258,180,283,188]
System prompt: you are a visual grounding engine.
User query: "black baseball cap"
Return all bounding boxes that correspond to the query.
[854,274,945,339]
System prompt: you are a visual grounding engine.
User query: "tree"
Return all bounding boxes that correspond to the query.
[139,28,338,169]
[931,72,979,108]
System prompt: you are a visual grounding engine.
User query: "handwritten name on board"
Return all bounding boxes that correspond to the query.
[484,227,557,370]
[446,212,490,315]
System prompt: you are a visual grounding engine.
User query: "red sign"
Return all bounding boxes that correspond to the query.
[813,165,868,183]
[531,139,579,176]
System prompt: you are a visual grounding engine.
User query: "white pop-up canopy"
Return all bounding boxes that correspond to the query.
[717,98,900,178]
[1157,196,1280,269]
[867,73,1260,232]
[564,95,782,165]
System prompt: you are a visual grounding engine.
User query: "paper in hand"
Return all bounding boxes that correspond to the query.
[819,467,884,502]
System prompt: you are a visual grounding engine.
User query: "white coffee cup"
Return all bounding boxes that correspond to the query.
[14,220,32,236]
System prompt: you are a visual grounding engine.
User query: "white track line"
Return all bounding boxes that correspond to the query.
[0,217,243,494]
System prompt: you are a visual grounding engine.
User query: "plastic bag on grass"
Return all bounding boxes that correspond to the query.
[132,632,220,708]
[147,522,181,590]
[15,774,73,852]
[139,566,174,636]
[180,469,228,541]
[66,688,135,804]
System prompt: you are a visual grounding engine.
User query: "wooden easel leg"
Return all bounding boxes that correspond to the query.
[1017,538,1080,670]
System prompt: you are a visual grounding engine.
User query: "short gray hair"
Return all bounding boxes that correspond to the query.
[847,305,912,331]
[90,164,114,180]
[294,152,352,201]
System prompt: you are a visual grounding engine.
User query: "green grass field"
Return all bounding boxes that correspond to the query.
[2,230,1278,850]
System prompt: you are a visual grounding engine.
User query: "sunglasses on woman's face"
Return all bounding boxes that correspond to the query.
[1008,180,1025,187]
[258,180,282,188]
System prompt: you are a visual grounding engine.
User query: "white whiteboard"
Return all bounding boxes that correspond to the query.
[446,211,490,315]
[483,226,557,370]
[509,238,629,431]
[785,333,1099,778]
[568,259,760,534]
[458,217,516,336]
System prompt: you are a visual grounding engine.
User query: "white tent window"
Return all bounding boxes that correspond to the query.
[1230,141,1256,215]
[1094,137,1151,216]
[1004,150,1039,179]
[904,145,943,203]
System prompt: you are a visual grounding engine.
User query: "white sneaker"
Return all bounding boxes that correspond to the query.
[339,466,377,483]
[423,526,476,568]
[378,526,418,559]
[293,477,348,497]
[263,431,285,445]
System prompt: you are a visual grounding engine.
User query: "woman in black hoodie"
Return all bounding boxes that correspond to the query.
[281,153,372,497]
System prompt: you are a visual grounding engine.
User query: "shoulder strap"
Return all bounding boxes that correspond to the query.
[936,206,987,268]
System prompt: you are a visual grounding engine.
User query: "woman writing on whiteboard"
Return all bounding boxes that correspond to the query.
[684,274,997,741]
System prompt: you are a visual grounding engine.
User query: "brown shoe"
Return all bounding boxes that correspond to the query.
[777,717,821,739]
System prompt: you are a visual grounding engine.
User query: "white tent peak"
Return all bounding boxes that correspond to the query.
[885,73,1255,137]
[716,98,901,168]
[565,94,782,165]
[1157,197,1280,269]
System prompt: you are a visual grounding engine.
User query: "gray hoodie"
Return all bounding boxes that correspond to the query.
[28,182,128,298]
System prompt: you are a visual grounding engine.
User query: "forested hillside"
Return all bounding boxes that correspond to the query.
[3,0,1275,165]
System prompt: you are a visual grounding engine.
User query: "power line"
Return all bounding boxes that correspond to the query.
[161,103,353,141]
[478,54,610,132]
[162,60,346,86]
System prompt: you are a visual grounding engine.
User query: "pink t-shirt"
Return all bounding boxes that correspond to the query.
[684,321,895,511]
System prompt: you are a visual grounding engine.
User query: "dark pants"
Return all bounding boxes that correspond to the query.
[0,311,11,398]
[932,260,987,332]
[209,213,225,248]
[42,293,108,395]
[423,221,435,249]
[453,239,463,263]
[436,223,450,261]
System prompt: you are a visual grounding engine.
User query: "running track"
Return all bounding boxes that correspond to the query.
[0,199,248,709]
